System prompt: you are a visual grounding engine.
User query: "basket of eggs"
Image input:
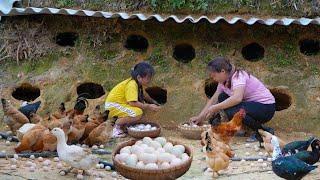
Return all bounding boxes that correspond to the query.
[112,137,193,180]
[127,122,161,139]
[178,122,210,140]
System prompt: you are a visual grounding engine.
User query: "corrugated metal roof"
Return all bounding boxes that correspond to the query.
[0,1,319,26]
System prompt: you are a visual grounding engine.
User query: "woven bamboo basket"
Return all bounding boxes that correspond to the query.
[112,139,193,180]
[127,122,161,139]
[178,122,210,140]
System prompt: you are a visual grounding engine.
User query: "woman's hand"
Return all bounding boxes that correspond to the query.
[189,115,202,125]
[147,104,161,112]
[205,105,220,119]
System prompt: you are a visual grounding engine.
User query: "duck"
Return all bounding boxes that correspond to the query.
[271,135,317,180]
[283,137,315,155]
[292,139,320,165]
[51,127,99,175]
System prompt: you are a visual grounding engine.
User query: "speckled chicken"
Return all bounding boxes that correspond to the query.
[1,98,29,133]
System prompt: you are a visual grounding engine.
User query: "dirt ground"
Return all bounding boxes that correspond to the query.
[0,128,319,180]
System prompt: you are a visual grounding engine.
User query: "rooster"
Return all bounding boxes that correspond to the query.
[209,109,246,144]
[1,98,29,133]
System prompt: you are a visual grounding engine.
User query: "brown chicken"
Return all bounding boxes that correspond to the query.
[67,115,88,144]
[52,102,66,119]
[209,109,246,144]
[205,140,230,177]
[80,110,109,142]
[201,130,234,158]
[1,98,29,133]
[258,129,286,155]
[29,112,42,124]
[83,118,113,146]
[14,126,46,153]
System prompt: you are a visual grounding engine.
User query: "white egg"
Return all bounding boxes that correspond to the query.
[151,127,157,130]
[150,141,162,149]
[111,172,117,178]
[76,144,81,146]
[157,147,166,153]
[144,147,155,154]
[145,163,158,169]
[43,160,51,166]
[92,145,98,150]
[43,166,50,172]
[96,164,101,169]
[154,137,167,146]
[258,152,264,156]
[25,161,33,167]
[57,163,63,169]
[241,159,246,163]
[257,159,264,163]
[137,124,145,130]
[99,145,104,149]
[125,154,138,167]
[163,142,173,153]
[255,148,260,152]
[38,157,44,162]
[170,146,184,158]
[262,162,268,167]
[142,137,153,145]
[81,144,87,148]
[0,135,2,139]
[170,158,182,167]
[135,140,143,145]
[158,153,174,163]
[245,152,250,156]
[267,158,272,162]
[136,161,145,169]
[181,153,189,162]
[10,165,16,170]
[138,153,157,164]
[116,153,130,162]
[120,146,131,154]
[13,154,19,159]
[131,145,144,155]
[53,157,60,162]
[105,165,111,171]
[29,155,35,159]
[60,171,66,176]
[159,162,170,169]
[264,152,269,156]
[191,124,198,128]
[250,163,255,166]
[245,143,250,148]
[10,158,17,164]
[139,144,148,149]
[173,145,185,154]
[76,174,84,179]
[145,124,152,129]
[99,164,104,169]
[183,124,188,127]
[29,166,35,172]
[5,141,10,146]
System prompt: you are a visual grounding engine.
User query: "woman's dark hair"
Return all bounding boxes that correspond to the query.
[131,61,155,102]
[207,57,248,88]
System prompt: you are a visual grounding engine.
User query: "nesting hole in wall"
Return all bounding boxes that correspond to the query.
[173,43,195,63]
[12,83,40,102]
[145,86,167,105]
[299,39,320,56]
[241,42,265,61]
[269,87,292,111]
[76,83,105,99]
[204,79,219,98]
[124,34,149,52]
[55,32,79,47]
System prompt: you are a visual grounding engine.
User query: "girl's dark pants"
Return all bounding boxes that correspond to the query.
[218,92,275,133]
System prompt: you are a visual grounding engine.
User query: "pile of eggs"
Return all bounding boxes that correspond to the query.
[129,124,158,131]
[182,123,210,128]
[115,137,190,169]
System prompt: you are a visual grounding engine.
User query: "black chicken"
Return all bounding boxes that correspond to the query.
[271,136,317,180]
[18,101,41,120]
[292,139,320,165]
[283,137,315,155]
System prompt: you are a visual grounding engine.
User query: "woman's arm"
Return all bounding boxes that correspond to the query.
[128,101,160,112]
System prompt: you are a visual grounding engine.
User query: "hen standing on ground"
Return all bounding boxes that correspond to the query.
[51,128,99,175]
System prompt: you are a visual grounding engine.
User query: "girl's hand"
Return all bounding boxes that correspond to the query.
[148,104,161,112]
[205,105,219,119]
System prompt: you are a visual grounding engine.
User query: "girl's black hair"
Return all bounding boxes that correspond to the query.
[130,61,155,102]
[207,56,249,88]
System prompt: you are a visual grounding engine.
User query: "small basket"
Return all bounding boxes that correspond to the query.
[112,139,193,180]
[178,122,210,140]
[127,122,161,139]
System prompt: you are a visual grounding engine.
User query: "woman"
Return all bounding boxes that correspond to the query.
[190,57,275,142]
[105,62,161,137]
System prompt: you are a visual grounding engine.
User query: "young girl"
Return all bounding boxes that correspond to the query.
[190,57,276,142]
[105,62,161,137]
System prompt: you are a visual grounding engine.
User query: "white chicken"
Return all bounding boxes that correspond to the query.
[51,128,99,175]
